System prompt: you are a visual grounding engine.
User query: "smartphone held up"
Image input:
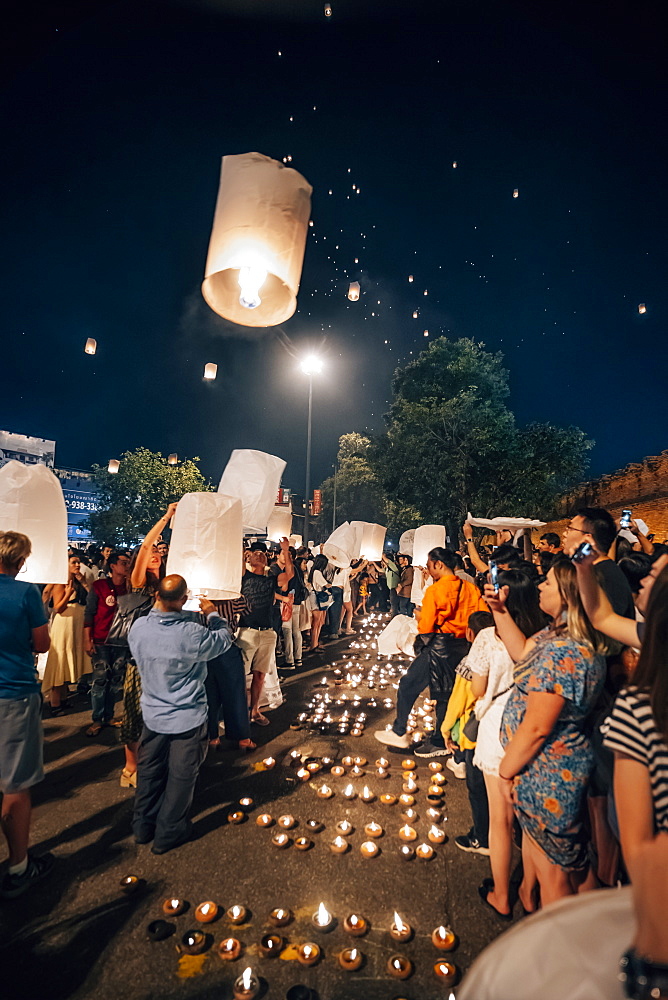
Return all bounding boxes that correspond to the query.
[571,541,594,563]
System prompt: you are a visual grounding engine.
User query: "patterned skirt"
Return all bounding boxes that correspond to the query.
[120,660,143,744]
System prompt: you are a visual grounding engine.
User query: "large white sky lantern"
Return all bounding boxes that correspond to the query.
[0,460,68,584]
[166,492,243,599]
[267,505,292,542]
[399,528,415,557]
[218,449,286,534]
[413,524,446,567]
[351,521,386,561]
[201,152,313,328]
[323,521,358,567]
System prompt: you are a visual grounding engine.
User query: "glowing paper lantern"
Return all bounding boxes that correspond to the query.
[201,152,313,328]
[323,521,358,568]
[452,161,457,168]
[204,362,218,380]
[412,310,418,319]
[108,460,120,474]
[289,533,302,548]
[0,461,68,584]
[168,453,178,466]
[166,493,243,599]
[398,529,415,557]
[351,521,386,561]
[267,505,293,542]
[638,303,646,314]
[413,524,446,568]
[218,449,286,534]
[324,3,332,15]
[348,281,360,301]
[408,275,414,282]
[513,188,519,198]
[84,338,97,355]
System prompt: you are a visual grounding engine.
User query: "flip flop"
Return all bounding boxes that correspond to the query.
[478,881,513,921]
[251,715,270,727]
[86,723,103,737]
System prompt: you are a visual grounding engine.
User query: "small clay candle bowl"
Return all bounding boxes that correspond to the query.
[364,821,384,838]
[427,791,444,804]
[305,819,324,833]
[376,767,390,780]
[428,784,445,797]
[119,875,142,894]
[180,929,208,955]
[387,955,413,979]
[350,728,364,738]
[426,807,443,822]
[432,771,447,785]
[343,913,368,936]
[434,960,458,985]
[360,786,375,803]
[256,813,274,827]
[390,913,413,942]
[315,784,333,799]
[259,933,282,958]
[338,947,364,971]
[219,937,242,960]
[428,761,443,772]
[162,897,187,917]
[342,784,357,800]
[432,925,457,951]
[321,756,334,766]
[296,943,320,966]
[272,832,291,849]
[330,765,345,777]
[147,919,174,941]
[233,968,260,1000]
[401,759,416,770]
[294,837,313,851]
[416,842,435,860]
[350,765,364,777]
[239,796,254,809]
[380,793,397,806]
[341,755,354,767]
[359,840,380,859]
[268,907,293,927]
[227,904,248,925]
[402,779,418,794]
[399,844,415,861]
[311,903,335,931]
[336,819,354,835]
[262,756,276,769]
[278,815,296,829]
[353,756,367,766]
[330,836,349,854]
[375,757,390,768]
[286,988,316,1000]
[296,768,311,781]
[398,794,415,808]
[306,761,321,773]
[398,824,417,842]
[428,825,446,844]
[228,810,246,824]
[401,807,418,823]
[195,901,218,923]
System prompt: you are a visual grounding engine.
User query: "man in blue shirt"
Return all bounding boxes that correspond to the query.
[0,531,54,898]
[128,573,233,855]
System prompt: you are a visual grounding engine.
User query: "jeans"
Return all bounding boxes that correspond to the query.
[463,747,489,847]
[327,587,343,637]
[204,645,250,742]
[282,611,303,665]
[392,635,468,748]
[90,644,126,723]
[389,589,400,617]
[398,596,414,617]
[133,721,207,850]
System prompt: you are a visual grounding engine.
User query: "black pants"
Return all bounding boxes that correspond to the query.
[205,645,250,742]
[463,747,490,847]
[393,634,469,748]
[133,722,207,851]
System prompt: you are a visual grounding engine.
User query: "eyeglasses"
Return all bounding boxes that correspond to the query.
[564,524,587,534]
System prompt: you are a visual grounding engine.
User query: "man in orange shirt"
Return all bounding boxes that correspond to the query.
[375,546,487,758]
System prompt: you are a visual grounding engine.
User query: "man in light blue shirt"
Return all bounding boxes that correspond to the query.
[128,573,232,855]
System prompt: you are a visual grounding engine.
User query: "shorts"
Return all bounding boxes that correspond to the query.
[0,693,44,793]
[236,628,277,675]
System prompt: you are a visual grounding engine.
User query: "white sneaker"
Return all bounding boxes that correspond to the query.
[374,729,411,749]
[446,758,467,779]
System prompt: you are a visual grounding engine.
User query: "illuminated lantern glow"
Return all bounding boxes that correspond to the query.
[412,310,418,318]
[324,3,332,14]
[204,362,218,380]
[0,460,68,583]
[168,453,178,465]
[323,521,359,567]
[348,281,360,301]
[201,152,312,328]
[108,460,120,474]
[166,492,243,598]
[289,533,302,547]
[399,528,415,556]
[218,449,286,534]
[513,188,519,198]
[424,330,429,336]
[452,161,457,168]
[638,303,646,314]
[84,338,97,355]
[267,505,292,542]
[351,521,386,561]
[408,275,414,282]
[413,524,446,568]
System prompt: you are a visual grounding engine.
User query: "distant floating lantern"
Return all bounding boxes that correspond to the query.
[204,362,218,380]
[412,310,418,319]
[168,453,178,466]
[324,3,332,15]
[84,338,97,355]
[202,153,312,328]
[513,188,519,198]
[408,275,414,282]
[452,161,457,168]
[638,303,646,314]
[108,460,120,474]
[423,330,429,337]
[348,281,360,301]
[423,289,428,295]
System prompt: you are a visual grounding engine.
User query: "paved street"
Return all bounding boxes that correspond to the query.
[0,617,517,1000]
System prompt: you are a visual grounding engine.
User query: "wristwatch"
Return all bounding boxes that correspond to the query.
[619,948,668,999]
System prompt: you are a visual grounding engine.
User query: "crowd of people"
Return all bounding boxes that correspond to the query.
[1,503,667,999]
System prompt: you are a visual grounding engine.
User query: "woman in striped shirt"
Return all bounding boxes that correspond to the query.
[603,561,668,881]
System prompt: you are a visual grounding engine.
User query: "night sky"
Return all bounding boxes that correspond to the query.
[2,0,666,499]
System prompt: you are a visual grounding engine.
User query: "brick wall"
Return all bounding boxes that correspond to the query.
[539,450,668,543]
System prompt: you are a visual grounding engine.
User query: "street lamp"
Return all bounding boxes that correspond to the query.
[300,355,323,548]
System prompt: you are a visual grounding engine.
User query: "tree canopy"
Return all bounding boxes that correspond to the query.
[86,447,212,545]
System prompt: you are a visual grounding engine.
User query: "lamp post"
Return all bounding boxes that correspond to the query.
[332,461,338,533]
[300,356,323,549]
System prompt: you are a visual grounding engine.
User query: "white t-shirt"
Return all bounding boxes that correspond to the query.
[469,626,515,776]
[333,566,352,602]
[312,569,330,593]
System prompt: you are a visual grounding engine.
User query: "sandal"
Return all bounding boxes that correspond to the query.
[208,738,221,750]
[238,739,257,751]
[251,714,270,727]
[478,881,513,921]
[120,768,137,788]
[86,723,104,737]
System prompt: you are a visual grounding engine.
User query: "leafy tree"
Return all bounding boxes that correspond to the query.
[86,447,212,545]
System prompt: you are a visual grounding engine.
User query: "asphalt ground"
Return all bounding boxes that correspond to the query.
[0,614,520,1000]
